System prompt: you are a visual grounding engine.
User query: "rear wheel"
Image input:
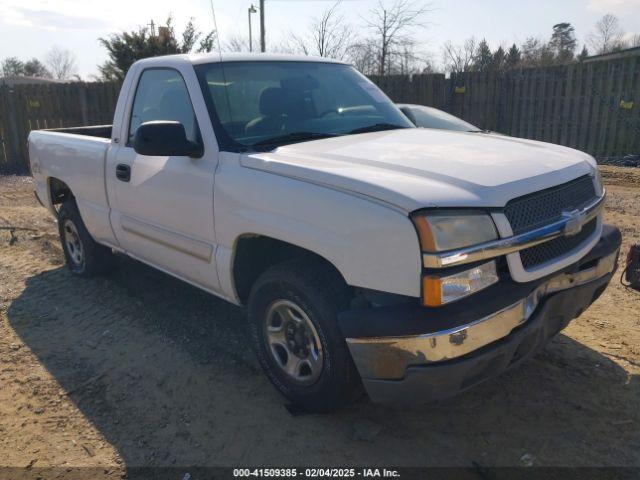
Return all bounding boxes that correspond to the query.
[248,259,362,412]
[58,200,115,277]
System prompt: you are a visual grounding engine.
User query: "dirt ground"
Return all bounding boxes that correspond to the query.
[0,167,638,475]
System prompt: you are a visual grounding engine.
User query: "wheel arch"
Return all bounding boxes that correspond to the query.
[48,177,74,207]
[231,234,349,305]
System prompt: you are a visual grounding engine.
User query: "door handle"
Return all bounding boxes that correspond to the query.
[115,164,131,182]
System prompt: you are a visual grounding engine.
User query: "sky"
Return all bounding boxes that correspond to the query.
[0,0,639,78]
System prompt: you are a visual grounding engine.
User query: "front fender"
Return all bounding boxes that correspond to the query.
[214,156,422,301]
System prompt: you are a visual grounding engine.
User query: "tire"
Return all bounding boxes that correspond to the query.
[248,258,362,412]
[57,200,115,277]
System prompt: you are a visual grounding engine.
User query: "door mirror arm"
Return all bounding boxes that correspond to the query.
[185,140,204,158]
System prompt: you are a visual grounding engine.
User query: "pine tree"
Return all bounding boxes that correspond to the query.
[505,44,521,69]
[23,59,51,78]
[492,46,506,71]
[98,17,216,81]
[475,39,493,72]
[550,22,577,63]
[577,45,589,62]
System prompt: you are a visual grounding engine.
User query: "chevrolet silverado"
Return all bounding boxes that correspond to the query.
[28,53,621,411]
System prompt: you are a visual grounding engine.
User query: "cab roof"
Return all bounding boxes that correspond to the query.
[133,52,349,68]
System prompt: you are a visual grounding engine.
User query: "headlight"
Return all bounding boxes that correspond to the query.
[423,261,499,306]
[411,210,498,252]
[412,211,500,306]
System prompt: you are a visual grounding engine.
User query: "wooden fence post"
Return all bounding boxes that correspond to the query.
[78,83,89,125]
[0,84,7,169]
[4,86,23,173]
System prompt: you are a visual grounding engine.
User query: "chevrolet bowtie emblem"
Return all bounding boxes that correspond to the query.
[562,209,587,236]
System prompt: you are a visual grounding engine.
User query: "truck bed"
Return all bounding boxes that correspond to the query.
[46,125,112,139]
[29,128,114,244]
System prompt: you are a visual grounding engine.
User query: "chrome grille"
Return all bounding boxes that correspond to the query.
[520,219,597,269]
[504,175,598,270]
[505,175,597,235]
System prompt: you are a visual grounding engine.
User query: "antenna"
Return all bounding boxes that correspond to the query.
[208,0,235,147]
[209,0,224,60]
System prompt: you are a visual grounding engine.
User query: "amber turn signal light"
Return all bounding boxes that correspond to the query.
[412,216,438,251]
[422,276,443,307]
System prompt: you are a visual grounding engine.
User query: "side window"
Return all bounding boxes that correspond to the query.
[128,69,199,145]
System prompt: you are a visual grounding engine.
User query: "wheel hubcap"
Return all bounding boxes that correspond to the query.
[264,299,323,385]
[63,220,84,267]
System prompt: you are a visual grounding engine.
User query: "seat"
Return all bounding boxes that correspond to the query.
[157,86,197,140]
[245,87,288,136]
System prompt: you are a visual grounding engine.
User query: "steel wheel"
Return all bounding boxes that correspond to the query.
[264,299,324,385]
[57,200,114,277]
[62,219,84,268]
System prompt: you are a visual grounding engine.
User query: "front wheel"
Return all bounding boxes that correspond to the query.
[58,200,115,277]
[248,259,362,412]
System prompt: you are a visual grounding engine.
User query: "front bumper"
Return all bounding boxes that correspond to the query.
[342,224,621,403]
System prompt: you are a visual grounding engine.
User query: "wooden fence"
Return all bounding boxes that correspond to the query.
[0,82,120,173]
[369,56,640,159]
[1,55,638,174]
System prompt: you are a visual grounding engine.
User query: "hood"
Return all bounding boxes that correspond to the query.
[240,128,597,212]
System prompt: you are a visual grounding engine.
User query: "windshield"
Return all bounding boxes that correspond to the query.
[399,105,480,132]
[195,61,413,151]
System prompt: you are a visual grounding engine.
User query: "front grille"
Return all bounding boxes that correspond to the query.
[504,175,598,270]
[504,175,596,234]
[520,218,597,269]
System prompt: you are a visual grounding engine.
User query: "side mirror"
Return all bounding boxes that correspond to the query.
[132,121,203,158]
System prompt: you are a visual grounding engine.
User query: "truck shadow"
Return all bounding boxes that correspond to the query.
[7,256,639,467]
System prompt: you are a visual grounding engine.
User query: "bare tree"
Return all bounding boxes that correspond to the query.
[270,35,304,55]
[386,38,431,74]
[442,37,477,74]
[391,39,419,74]
[362,0,431,76]
[310,1,353,59]
[419,56,437,74]
[630,33,640,48]
[46,47,77,80]
[287,32,311,55]
[587,14,625,54]
[348,37,428,75]
[286,1,353,60]
[348,39,379,75]
[224,34,250,53]
[518,36,556,67]
[520,37,543,65]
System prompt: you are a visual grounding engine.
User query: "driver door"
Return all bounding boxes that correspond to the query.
[109,67,220,292]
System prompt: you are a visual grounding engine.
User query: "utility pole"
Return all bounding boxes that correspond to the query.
[148,19,156,37]
[259,0,266,53]
[248,4,257,52]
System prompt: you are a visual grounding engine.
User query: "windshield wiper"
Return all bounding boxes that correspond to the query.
[252,131,340,148]
[346,123,409,135]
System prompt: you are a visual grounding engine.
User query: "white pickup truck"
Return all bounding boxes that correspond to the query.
[29,53,621,412]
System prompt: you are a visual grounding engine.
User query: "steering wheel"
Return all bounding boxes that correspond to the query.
[318,108,340,118]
